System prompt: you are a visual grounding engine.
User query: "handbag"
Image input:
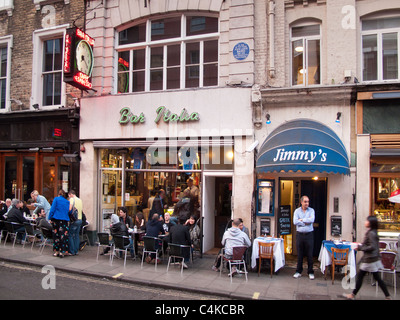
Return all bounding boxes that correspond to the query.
[69,198,78,222]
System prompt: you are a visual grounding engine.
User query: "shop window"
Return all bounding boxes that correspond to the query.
[363,99,400,134]
[362,16,400,82]
[116,14,219,93]
[291,24,321,86]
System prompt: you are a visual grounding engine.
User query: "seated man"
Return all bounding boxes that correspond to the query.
[169,215,191,269]
[212,218,251,276]
[103,214,134,258]
[6,199,28,240]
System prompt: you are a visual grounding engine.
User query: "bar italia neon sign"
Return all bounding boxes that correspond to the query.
[63,27,94,91]
[119,106,199,125]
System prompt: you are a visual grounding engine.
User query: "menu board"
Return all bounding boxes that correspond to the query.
[278,205,291,235]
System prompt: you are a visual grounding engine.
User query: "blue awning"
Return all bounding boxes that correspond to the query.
[256,119,350,175]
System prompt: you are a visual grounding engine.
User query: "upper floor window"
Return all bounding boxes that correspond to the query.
[116,14,219,93]
[362,16,400,82]
[0,35,12,112]
[291,24,321,86]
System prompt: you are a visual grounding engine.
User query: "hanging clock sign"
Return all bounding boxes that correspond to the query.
[63,27,95,91]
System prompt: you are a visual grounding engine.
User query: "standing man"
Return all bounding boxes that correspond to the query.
[185,177,200,216]
[31,190,51,221]
[293,195,315,280]
[68,190,83,256]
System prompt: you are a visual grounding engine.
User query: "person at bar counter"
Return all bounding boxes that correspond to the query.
[343,215,391,300]
[173,189,194,221]
[149,189,167,220]
[293,195,315,280]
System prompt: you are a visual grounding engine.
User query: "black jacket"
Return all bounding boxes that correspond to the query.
[358,229,381,264]
[6,206,28,225]
[169,224,191,246]
[146,218,165,238]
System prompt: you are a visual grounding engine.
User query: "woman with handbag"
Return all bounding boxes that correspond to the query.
[68,190,83,256]
[48,189,70,258]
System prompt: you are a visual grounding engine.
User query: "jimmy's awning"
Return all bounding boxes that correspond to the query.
[256,119,350,175]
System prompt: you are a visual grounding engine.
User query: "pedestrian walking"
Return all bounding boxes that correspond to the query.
[293,195,315,280]
[68,190,83,256]
[48,189,70,258]
[343,215,391,300]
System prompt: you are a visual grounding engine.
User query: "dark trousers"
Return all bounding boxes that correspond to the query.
[296,232,314,274]
[353,269,390,297]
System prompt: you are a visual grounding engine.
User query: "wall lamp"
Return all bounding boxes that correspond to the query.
[63,152,81,163]
[335,112,342,124]
[266,113,271,124]
[32,103,39,110]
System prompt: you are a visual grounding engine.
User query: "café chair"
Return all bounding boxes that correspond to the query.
[167,243,192,275]
[379,241,390,250]
[377,251,397,296]
[4,221,22,248]
[23,222,41,251]
[96,232,113,262]
[220,246,248,283]
[39,227,54,254]
[331,247,349,284]
[141,236,161,271]
[111,235,131,268]
[258,242,274,278]
[80,221,90,246]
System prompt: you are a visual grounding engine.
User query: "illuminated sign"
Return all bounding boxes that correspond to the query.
[63,27,94,91]
[53,128,62,138]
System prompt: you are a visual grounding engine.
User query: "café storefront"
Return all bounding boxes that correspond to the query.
[79,88,254,252]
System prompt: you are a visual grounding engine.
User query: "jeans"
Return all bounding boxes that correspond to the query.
[296,231,314,274]
[69,219,82,255]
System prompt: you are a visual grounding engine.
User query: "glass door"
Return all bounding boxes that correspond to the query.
[4,156,17,200]
[100,169,122,231]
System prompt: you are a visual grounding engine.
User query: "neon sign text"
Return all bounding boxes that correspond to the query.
[73,72,93,90]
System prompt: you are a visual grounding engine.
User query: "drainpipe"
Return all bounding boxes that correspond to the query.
[268,0,275,78]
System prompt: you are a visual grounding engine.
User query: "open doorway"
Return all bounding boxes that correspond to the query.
[202,174,232,254]
[279,178,327,257]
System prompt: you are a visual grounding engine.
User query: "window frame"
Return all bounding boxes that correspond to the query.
[0,35,12,113]
[290,23,321,87]
[361,16,400,83]
[31,25,68,110]
[114,14,219,94]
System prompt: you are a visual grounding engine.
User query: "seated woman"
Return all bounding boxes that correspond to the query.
[135,212,146,231]
[185,215,200,253]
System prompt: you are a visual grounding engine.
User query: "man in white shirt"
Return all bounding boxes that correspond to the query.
[293,195,315,280]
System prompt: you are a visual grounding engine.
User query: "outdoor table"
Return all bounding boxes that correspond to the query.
[318,240,357,278]
[251,237,285,272]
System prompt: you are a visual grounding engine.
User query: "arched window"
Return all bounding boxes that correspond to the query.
[290,23,321,86]
[116,14,219,93]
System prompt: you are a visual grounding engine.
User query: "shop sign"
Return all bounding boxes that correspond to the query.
[118,106,199,125]
[272,147,328,163]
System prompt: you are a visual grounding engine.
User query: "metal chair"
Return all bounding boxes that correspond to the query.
[331,247,349,284]
[39,227,54,254]
[220,246,248,283]
[80,221,90,246]
[95,232,113,262]
[23,222,41,251]
[167,243,192,275]
[377,251,397,296]
[258,242,274,278]
[111,235,132,268]
[4,221,23,248]
[141,236,161,270]
[379,241,390,250]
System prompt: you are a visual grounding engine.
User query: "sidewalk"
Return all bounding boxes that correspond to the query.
[0,242,397,300]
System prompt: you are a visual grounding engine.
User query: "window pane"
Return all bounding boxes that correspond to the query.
[186,42,199,88]
[43,157,56,202]
[53,38,62,71]
[307,39,320,85]
[362,17,400,31]
[363,34,378,81]
[151,47,163,68]
[44,40,54,72]
[150,69,163,90]
[118,51,129,93]
[167,67,180,89]
[292,25,320,38]
[203,63,218,86]
[186,66,199,88]
[0,79,5,109]
[167,44,180,67]
[132,71,145,92]
[292,39,303,85]
[151,17,181,41]
[186,16,218,36]
[53,72,61,105]
[383,33,398,80]
[133,49,145,70]
[186,42,199,64]
[43,73,61,105]
[119,23,146,45]
[0,47,7,78]
[204,40,218,63]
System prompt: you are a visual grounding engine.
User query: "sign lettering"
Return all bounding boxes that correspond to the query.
[273,148,327,163]
[118,107,199,125]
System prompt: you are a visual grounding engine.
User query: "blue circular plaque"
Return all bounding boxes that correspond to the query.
[233,42,250,61]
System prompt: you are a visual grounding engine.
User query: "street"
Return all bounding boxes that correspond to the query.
[0,261,224,300]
